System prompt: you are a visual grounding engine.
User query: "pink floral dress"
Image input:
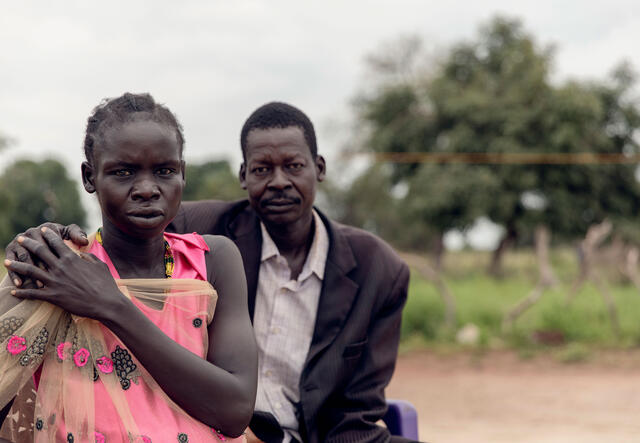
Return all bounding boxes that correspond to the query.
[33,232,243,443]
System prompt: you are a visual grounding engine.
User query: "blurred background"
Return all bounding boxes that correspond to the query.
[3,1,640,441]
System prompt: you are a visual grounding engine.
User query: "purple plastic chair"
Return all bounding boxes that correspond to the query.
[383,399,419,440]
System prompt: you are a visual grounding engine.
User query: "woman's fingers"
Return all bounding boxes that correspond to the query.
[78,252,100,264]
[10,287,54,301]
[4,244,33,287]
[3,260,49,286]
[15,235,59,267]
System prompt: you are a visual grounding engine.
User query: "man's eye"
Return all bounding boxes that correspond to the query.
[114,170,132,177]
[157,168,175,175]
[287,163,303,170]
[253,166,270,174]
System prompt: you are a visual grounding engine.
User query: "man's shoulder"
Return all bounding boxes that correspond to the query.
[324,215,406,271]
[171,199,251,235]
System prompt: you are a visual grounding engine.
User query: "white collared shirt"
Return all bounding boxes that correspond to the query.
[253,210,329,443]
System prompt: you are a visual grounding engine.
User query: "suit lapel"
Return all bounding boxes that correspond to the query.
[305,214,358,366]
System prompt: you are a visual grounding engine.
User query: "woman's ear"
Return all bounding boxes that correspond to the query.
[239,163,247,190]
[81,161,96,193]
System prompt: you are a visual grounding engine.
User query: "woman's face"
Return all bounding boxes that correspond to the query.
[82,119,185,239]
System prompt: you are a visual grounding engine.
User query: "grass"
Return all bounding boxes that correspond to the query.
[401,247,640,351]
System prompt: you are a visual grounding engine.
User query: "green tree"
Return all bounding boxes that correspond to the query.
[0,158,87,248]
[182,160,245,202]
[352,16,640,273]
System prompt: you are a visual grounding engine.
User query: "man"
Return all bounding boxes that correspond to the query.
[6,102,412,443]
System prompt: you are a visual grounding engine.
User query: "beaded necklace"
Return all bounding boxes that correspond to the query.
[95,228,174,278]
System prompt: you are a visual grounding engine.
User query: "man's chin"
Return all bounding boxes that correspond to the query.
[258,210,301,227]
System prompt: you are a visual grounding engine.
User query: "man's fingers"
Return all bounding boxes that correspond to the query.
[41,227,75,258]
[64,224,89,246]
[3,260,49,284]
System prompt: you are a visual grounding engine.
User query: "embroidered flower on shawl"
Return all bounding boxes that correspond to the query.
[35,418,43,430]
[67,432,74,442]
[73,348,90,367]
[178,433,189,442]
[96,355,114,373]
[6,335,27,355]
[56,341,72,360]
[141,436,152,443]
[94,431,106,443]
[192,318,203,328]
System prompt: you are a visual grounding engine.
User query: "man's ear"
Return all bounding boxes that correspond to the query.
[315,155,326,182]
[239,163,247,190]
[180,160,186,185]
[81,161,96,193]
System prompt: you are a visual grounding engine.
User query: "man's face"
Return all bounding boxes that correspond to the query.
[83,120,185,239]
[240,126,325,227]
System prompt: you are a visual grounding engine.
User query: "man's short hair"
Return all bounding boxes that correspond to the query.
[240,102,318,159]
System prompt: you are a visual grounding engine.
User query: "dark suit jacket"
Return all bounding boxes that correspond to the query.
[169,199,411,443]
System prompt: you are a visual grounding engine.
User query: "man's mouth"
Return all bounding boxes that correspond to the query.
[263,198,297,206]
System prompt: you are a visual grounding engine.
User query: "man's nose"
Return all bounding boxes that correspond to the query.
[268,167,292,189]
[131,176,160,200]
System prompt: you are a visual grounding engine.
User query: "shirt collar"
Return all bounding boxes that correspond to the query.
[260,209,329,281]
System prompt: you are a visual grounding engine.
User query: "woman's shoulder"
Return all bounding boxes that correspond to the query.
[200,235,239,258]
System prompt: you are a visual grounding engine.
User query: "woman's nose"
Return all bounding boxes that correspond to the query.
[131,177,160,200]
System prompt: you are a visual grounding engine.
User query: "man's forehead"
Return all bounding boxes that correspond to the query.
[245,126,312,158]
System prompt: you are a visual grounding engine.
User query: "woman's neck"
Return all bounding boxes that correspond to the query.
[99,223,167,279]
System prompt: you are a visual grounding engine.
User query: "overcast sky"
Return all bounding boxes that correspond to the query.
[2,0,639,235]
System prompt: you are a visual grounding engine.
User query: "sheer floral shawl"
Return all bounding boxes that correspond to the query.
[0,269,219,442]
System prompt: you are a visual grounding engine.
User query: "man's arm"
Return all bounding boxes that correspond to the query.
[322,263,413,443]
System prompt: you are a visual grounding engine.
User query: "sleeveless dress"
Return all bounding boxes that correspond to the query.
[30,232,244,443]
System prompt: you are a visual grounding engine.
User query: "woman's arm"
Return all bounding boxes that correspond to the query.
[5,229,258,437]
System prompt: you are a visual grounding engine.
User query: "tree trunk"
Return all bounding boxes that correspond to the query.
[488,225,516,277]
[566,220,612,305]
[502,224,555,330]
[432,232,445,272]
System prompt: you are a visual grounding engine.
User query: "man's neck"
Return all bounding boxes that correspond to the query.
[262,211,316,279]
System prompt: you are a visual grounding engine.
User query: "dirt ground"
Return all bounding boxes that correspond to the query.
[387,349,640,443]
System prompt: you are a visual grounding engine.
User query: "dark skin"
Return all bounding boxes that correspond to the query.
[7,124,326,442]
[239,126,326,279]
[2,120,257,437]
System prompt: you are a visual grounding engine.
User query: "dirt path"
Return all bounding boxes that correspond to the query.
[387,349,640,443]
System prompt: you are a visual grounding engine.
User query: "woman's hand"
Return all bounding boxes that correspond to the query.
[4,223,88,288]
[3,227,122,320]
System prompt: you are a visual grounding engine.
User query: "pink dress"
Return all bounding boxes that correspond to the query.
[35,232,242,443]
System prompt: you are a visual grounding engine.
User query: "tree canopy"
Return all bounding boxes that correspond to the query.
[0,158,87,248]
[349,16,640,267]
[182,160,245,202]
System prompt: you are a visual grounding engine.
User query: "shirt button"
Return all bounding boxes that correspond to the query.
[275,402,282,409]
[265,370,272,377]
[271,327,280,334]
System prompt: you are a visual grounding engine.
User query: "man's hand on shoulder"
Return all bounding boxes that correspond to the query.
[4,223,87,287]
